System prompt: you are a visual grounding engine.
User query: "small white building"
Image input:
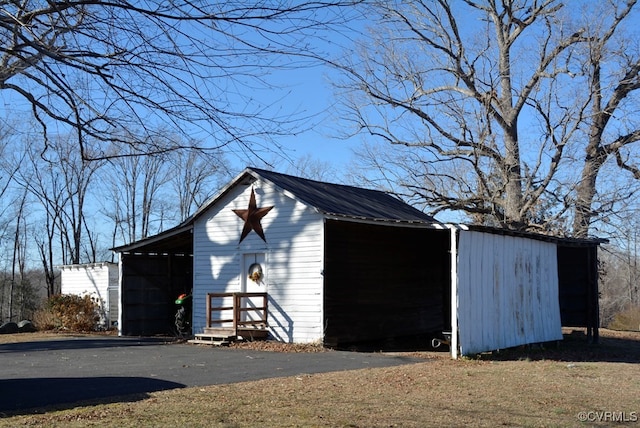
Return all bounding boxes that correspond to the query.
[113,167,603,358]
[58,262,119,328]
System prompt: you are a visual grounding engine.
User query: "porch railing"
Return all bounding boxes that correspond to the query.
[205,292,268,337]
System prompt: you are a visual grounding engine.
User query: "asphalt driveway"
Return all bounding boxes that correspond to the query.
[0,336,423,414]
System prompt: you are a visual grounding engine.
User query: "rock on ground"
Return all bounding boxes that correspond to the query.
[18,320,37,333]
[0,322,19,334]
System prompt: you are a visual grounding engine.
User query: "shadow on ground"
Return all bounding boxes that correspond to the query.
[0,377,184,417]
[333,329,640,364]
[0,336,174,354]
[474,329,640,363]
[331,333,449,354]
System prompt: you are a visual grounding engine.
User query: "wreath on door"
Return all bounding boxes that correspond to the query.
[248,263,263,282]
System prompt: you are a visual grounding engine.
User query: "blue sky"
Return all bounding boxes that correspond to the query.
[265,66,359,173]
[217,13,368,178]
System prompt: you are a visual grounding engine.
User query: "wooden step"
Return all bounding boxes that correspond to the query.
[190,332,237,346]
[203,327,236,336]
[189,337,232,346]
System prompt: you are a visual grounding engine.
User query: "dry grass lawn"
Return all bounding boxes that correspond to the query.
[1,328,639,427]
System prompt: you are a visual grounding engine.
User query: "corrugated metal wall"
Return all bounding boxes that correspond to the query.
[456,231,563,355]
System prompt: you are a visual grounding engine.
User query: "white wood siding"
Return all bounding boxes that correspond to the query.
[59,263,119,326]
[456,231,563,355]
[193,181,324,343]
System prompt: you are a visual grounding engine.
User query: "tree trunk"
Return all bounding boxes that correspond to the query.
[504,131,524,228]
[573,142,606,238]
[573,55,607,239]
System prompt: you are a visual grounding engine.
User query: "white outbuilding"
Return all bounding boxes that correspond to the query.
[58,262,119,328]
[113,167,603,358]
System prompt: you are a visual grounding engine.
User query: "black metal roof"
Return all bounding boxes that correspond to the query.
[112,168,438,254]
[247,167,438,224]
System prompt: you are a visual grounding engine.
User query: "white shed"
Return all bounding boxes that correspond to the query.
[59,262,119,328]
[453,229,563,355]
[190,176,327,343]
[113,167,602,358]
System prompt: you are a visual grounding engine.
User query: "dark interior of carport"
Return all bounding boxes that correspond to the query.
[117,228,193,336]
[322,220,452,347]
[557,243,600,342]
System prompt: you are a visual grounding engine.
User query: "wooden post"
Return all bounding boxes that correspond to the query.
[206,293,211,329]
[263,294,268,323]
[589,245,600,344]
[450,225,459,359]
[233,293,240,336]
[117,254,124,337]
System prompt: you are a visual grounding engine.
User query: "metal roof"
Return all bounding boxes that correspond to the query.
[111,167,604,255]
[111,168,439,254]
[248,167,438,224]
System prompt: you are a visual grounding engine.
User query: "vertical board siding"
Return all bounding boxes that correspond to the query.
[193,180,324,343]
[457,231,563,355]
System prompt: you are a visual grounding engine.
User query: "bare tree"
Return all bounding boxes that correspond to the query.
[1,133,103,301]
[55,140,104,263]
[35,221,58,298]
[101,143,173,244]
[0,122,20,210]
[571,0,640,237]
[2,137,62,296]
[8,188,28,321]
[600,244,640,327]
[282,154,339,181]
[169,148,231,222]
[14,136,103,265]
[0,174,41,318]
[335,0,640,237]
[0,1,363,161]
[600,209,640,326]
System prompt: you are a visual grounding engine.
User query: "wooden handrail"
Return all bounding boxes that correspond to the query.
[206,292,268,334]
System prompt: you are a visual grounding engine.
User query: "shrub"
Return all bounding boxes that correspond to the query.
[608,305,640,331]
[33,294,100,332]
[32,309,58,331]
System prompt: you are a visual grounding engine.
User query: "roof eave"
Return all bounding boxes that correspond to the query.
[111,224,193,253]
[322,212,447,228]
[447,223,608,246]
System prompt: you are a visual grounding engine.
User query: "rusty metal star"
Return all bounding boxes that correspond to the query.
[232,188,274,243]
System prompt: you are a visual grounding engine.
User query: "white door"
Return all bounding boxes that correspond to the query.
[241,253,266,323]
